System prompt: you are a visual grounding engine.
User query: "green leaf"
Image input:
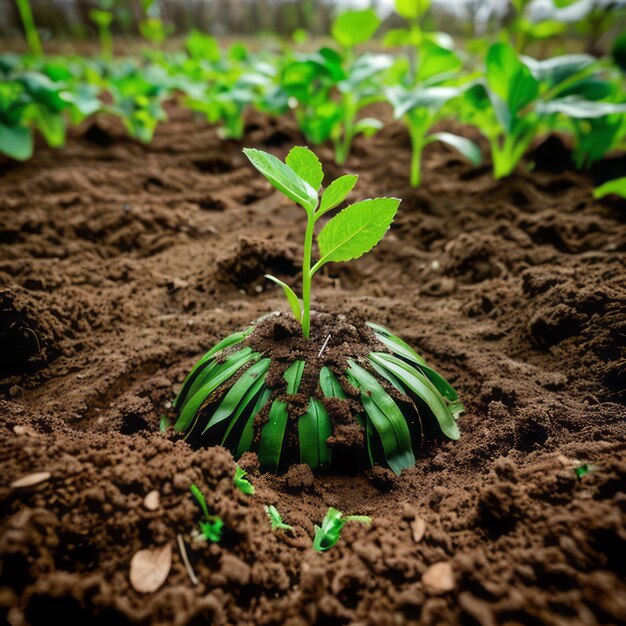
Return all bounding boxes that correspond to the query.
[298,398,332,469]
[312,507,371,552]
[284,360,305,394]
[320,367,346,399]
[536,97,626,119]
[486,43,538,116]
[174,349,258,432]
[521,53,594,88]
[265,504,293,531]
[331,9,380,49]
[199,518,224,542]
[285,146,324,192]
[0,123,33,161]
[428,132,482,165]
[258,400,288,470]
[236,387,272,456]
[204,358,271,433]
[395,0,431,20]
[347,360,415,475]
[318,174,358,217]
[234,466,255,495]
[243,147,318,214]
[220,374,268,446]
[190,484,210,519]
[265,275,302,323]
[316,198,400,268]
[366,322,427,366]
[594,177,626,200]
[173,329,251,410]
[416,41,461,83]
[369,353,460,440]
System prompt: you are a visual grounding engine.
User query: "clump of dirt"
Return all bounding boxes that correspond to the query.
[1,108,625,626]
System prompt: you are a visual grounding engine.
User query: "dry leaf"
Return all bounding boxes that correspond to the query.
[144,490,160,511]
[422,561,455,594]
[11,472,51,489]
[411,516,426,543]
[130,544,172,593]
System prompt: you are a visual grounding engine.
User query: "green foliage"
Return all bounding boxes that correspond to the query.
[594,177,626,199]
[234,466,255,495]
[574,463,594,479]
[312,507,371,552]
[265,505,293,531]
[331,9,381,50]
[190,484,224,542]
[244,146,398,338]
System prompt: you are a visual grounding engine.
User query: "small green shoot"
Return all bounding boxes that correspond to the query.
[594,177,626,200]
[265,505,293,532]
[234,466,255,495]
[190,483,224,543]
[312,507,371,552]
[244,146,399,339]
[574,463,594,480]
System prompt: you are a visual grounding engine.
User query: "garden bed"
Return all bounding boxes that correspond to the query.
[1,106,625,625]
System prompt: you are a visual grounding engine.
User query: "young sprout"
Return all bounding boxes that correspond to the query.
[233,466,255,495]
[265,505,293,532]
[190,483,224,543]
[243,146,399,339]
[312,507,371,552]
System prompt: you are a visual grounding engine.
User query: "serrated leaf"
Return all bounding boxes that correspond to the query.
[331,9,380,49]
[298,398,332,469]
[594,177,626,200]
[285,146,324,192]
[243,147,318,214]
[428,132,482,165]
[318,174,358,218]
[316,198,399,268]
[266,274,302,323]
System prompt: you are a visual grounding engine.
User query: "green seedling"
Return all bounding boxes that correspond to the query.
[265,505,293,532]
[243,145,398,338]
[234,466,255,495]
[172,147,463,474]
[312,507,371,552]
[15,0,42,57]
[574,463,595,480]
[89,2,115,61]
[190,483,224,543]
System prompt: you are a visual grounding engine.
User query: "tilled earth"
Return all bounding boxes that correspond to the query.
[1,105,625,626]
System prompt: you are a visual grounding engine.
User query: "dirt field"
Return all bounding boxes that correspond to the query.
[1,104,625,625]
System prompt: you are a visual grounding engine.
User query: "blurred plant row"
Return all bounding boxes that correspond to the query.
[2,3,625,186]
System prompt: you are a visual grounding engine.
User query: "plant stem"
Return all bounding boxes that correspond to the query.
[15,0,42,57]
[409,126,423,188]
[300,212,316,339]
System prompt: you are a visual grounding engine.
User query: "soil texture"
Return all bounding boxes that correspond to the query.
[1,106,625,626]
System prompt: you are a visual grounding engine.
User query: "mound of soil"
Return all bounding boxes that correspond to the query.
[1,106,625,626]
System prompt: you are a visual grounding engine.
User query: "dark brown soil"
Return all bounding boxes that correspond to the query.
[1,105,625,626]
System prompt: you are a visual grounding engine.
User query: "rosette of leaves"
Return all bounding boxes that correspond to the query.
[170,146,463,475]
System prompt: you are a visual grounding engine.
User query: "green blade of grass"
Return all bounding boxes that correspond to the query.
[414,363,459,402]
[203,357,272,433]
[369,353,460,441]
[258,399,289,470]
[298,397,332,469]
[347,359,415,475]
[174,350,260,432]
[173,329,252,409]
[366,322,427,366]
[236,387,272,457]
[220,372,269,445]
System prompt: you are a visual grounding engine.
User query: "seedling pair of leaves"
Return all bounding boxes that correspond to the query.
[313,507,371,552]
[386,41,482,187]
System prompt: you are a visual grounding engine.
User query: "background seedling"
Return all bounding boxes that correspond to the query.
[265,505,293,532]
[234,466,255,495]
[312,507,371,552]
[190,483,224,543]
